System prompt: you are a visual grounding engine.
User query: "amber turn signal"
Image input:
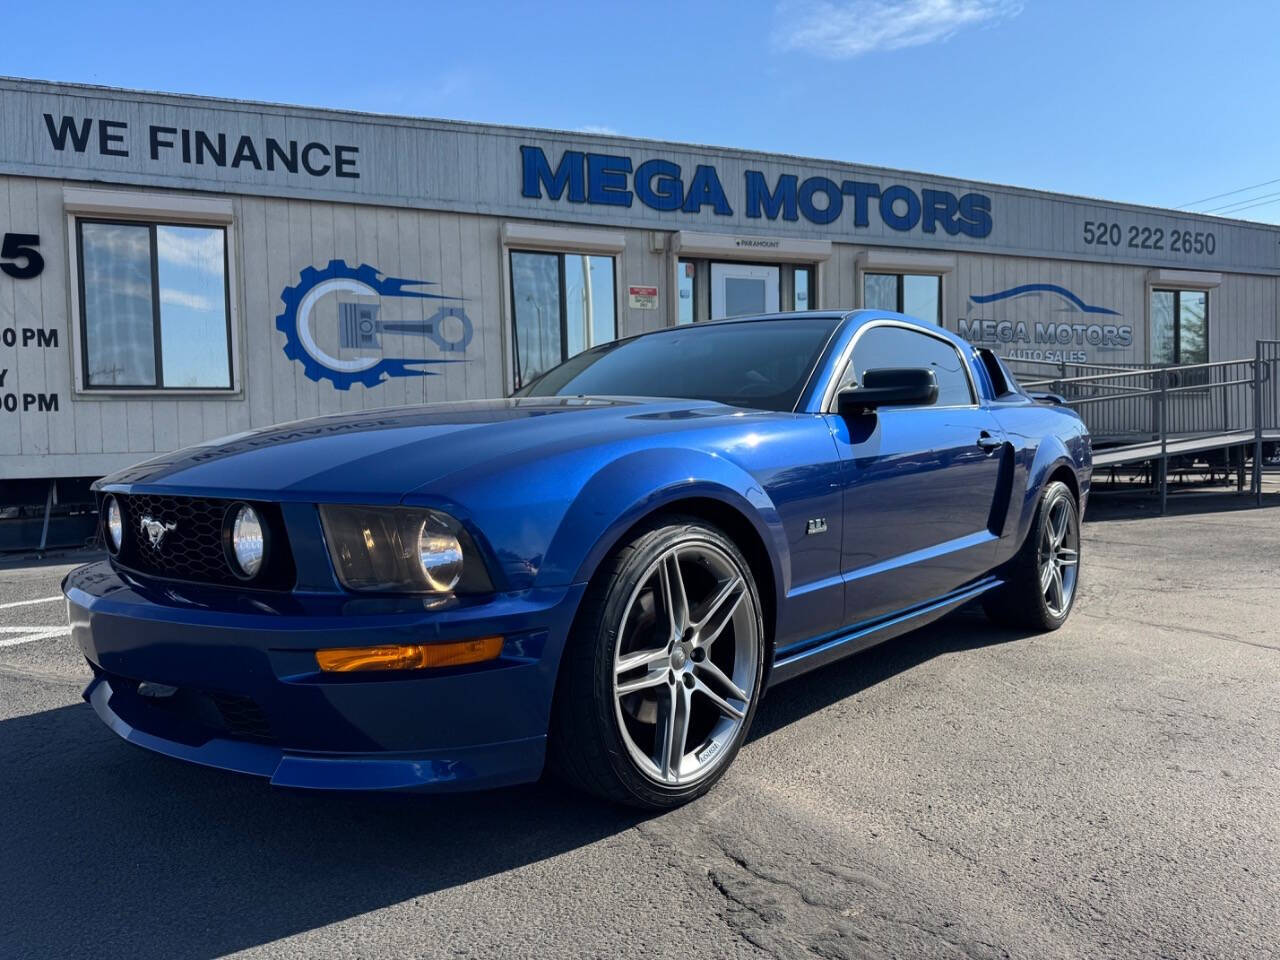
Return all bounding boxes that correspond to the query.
[315,636,503,673]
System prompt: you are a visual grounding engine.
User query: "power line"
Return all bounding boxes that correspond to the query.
[1203,188,1280,213]
[1203,191,1280,214]
[1178,176,1280,209]
[1205,193,1280,218]
[1221,195,1280,216]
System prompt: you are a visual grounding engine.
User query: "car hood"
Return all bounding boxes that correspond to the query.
[97,397,744,501]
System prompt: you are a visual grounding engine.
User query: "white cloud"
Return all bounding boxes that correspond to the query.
[82,223,149,261]
[156,226,224,270]
[160,288,216,311]
[577,125,619,136]
[777,0,1022,59]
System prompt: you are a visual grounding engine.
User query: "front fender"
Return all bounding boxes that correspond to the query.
[539,448,789,602]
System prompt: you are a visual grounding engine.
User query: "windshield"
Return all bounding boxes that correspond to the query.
[516,316,840,412]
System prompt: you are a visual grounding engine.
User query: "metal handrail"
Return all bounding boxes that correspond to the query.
[1008,339,1278,512]
[1007,355,1262,373]
[1070,390,1163,406]
[1016,357,1258,389]
[1002,357,1153,373]
[1167,376,1255,395]
[1019,379,1153,394]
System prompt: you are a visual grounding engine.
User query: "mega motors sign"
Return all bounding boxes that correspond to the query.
[519,146,993,238]
[957,283,1134,363]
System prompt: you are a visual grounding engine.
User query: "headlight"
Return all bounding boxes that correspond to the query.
[417,521,464,592]
[319,505,493,594]
[225,503,266,579]
[103,495,123,554]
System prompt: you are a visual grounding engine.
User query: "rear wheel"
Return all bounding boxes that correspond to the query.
[983,480,1080,631]
[549,518,765,808]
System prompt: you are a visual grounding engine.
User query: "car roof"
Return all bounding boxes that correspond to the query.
[686,309,972,351]
[661,311,852,340]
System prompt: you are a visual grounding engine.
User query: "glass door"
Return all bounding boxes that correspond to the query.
[710,263,780,319]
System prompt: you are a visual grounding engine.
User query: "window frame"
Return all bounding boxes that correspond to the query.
[823,319,979,412]
[508,247,618,390]
[64,188,240,397]
[1150,287,1209,366]
[74,217,235,392]
[861,272,943,324]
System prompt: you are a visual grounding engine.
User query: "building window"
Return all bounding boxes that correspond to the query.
[510,250,616,388]
[863,272,942,324]
[1151,289,1208,365]
[77,219,232,389]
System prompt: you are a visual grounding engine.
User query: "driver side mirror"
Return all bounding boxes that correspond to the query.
[838,367,938,416]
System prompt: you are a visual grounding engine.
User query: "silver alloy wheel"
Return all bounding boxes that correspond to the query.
[612,541,760,787]
[1039,494,1079,618]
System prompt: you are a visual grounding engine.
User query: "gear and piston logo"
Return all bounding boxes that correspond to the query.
[275,260,473,389]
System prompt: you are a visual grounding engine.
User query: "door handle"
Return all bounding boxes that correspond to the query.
[977,433,1002,451]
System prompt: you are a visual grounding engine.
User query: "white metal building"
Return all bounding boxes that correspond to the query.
[2,77,1279,543]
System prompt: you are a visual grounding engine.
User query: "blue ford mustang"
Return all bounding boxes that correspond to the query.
[64,310,1090,808]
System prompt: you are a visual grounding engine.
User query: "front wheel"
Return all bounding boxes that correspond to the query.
[549,518,765,808]
[983,480,1081,631]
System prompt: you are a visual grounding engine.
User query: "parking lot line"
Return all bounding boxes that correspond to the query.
[0,626,69,648]
[0,596,64,610]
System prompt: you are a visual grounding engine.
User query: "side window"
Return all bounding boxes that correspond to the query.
[842,325,974,406]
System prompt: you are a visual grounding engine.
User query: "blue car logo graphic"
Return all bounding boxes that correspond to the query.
[276,260,474,389]
[969,283,1120,316]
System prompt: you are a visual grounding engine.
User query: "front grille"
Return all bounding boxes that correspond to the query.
[209,693,275,743]
[102,669,278,746]
[111,493,296,589]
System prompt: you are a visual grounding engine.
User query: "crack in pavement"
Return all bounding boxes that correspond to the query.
[1076,610,1280,652]
[911,828,980,866]
[635,801,1011,960]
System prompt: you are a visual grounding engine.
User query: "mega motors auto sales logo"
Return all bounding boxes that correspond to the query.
[957,283,1133,363]
[276,260,474,389]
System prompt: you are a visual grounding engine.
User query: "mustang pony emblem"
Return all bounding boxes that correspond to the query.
[139,516,177,549]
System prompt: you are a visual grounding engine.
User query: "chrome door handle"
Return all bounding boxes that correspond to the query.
[977,434,1002,451]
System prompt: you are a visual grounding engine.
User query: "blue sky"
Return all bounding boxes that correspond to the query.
[7,0,1279,221]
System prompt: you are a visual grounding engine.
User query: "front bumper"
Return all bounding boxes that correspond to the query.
[64,561,585,792]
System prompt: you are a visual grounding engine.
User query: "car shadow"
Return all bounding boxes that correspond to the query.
[0,700,650,960]
[750,607,1027,741]
[0,609,1024,960]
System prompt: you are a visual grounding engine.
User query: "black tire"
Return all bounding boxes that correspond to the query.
[548,516,766,809]
[982,480,1081,631]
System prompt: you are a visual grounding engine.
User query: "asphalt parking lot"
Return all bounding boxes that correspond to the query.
[1,491,1277,960]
